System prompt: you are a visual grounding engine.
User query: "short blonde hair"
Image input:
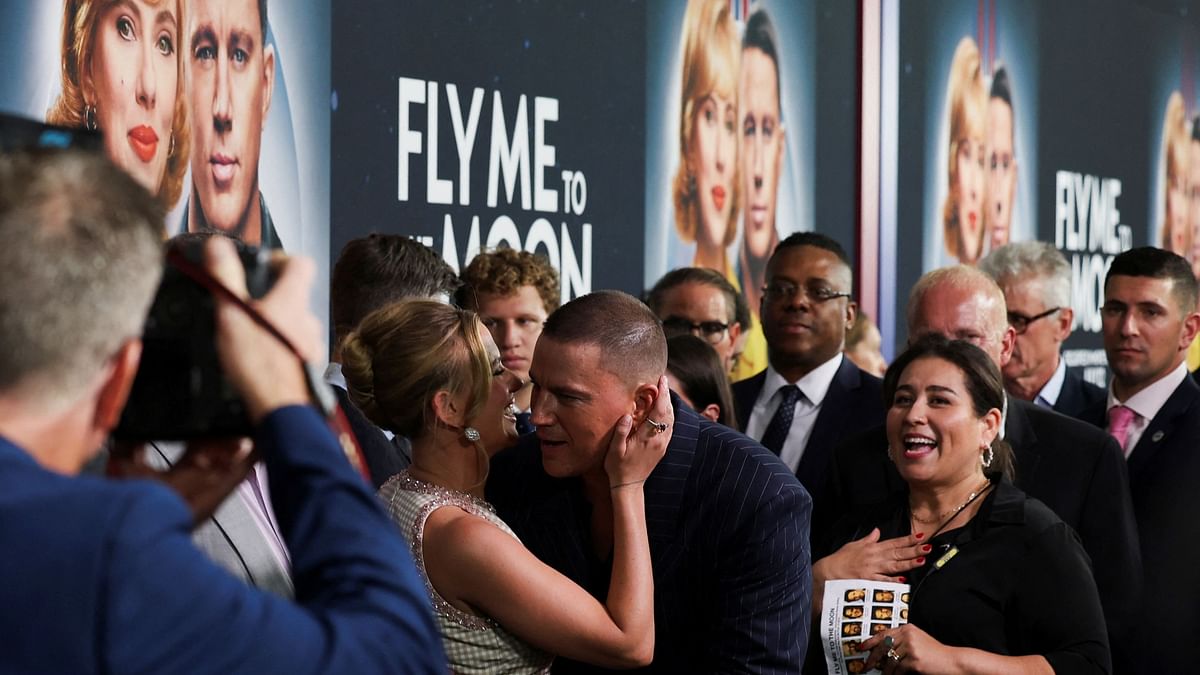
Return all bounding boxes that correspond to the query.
[672,0,740,247]
[341,300,492,440]
[1160,91,1191,253]
[941,37,987,262]
[46,0,190,210]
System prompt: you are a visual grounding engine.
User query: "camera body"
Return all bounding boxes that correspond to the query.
[114,237,276,440]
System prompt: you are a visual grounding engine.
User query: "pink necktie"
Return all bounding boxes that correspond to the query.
[1108,405,1136,456]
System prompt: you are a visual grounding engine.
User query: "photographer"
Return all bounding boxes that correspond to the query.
[0,149,443,673]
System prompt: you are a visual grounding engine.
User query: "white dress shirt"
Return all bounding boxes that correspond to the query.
[1106,361,1188,456]
[1035,357,1067,409]
[745,353,844,473]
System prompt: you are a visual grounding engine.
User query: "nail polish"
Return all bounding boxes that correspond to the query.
[914,532,924,539]
[922,544,932,553]
[897,576,906,583]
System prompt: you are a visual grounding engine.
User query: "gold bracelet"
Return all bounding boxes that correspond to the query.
[610,479,646,490]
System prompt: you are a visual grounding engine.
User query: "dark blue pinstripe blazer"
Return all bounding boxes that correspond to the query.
[487,395,812,674]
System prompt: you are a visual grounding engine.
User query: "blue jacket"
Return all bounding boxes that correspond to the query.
[0,406,444,674]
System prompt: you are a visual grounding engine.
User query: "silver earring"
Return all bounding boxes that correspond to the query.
[464,427,481,442]
[885,445,895,463]
[85,104,97,131]
[981,444,994,468]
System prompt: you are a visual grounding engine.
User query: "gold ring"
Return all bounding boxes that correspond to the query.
[887,648,903,662]
[646,417,668,434]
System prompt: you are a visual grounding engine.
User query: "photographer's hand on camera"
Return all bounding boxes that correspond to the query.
[204,238,322,423]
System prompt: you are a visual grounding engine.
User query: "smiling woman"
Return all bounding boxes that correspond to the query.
[811,336,1110,674]
[47,0,190,211]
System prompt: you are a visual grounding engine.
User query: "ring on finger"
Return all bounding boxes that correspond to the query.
[645,417,669,434]
[887,648,903,662]
[882,635,895,649]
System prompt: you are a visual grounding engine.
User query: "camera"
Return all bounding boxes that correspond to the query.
[114,236,277,440]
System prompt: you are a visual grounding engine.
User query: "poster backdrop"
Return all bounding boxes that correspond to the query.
[883,0,1200,383]
[0,0,331,324]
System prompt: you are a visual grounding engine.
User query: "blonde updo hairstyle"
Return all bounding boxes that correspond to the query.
[941,37,987,262]
[46,0,191,209]
[341,300,492,440]
[672,0,740,247]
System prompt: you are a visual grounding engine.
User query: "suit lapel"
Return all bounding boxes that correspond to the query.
[796,359,859,489]
[209,487,294,596]
[1128,377,1200,479]
[732,371,767,433]
[1004,399,1043,490]
[644,397,697,575]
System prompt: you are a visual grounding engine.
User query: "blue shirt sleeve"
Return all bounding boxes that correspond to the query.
[101,406,445,675]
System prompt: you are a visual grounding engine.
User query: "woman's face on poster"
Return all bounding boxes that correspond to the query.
[1167,155,1190,257]
[1189,140,1200,276]
[955,102,986,263]
[690,91,737,253]
[87,0,180,195]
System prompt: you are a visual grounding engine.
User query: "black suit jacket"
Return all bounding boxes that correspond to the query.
[332,385,410,488]
[1052,366,1107,421]
[732,358,884,529]
[827,398,1141,673]
[1082,376,1200,674]
[488,396,813,674]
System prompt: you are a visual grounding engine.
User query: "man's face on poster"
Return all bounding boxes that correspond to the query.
[1189,139,1200,278]
[987,96,1016,249]
[188,0,274,232]
[739,46,784,261]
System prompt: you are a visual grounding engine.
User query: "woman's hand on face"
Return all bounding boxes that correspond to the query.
[814,528,929,584]
[860,624,957,675]
[605,376,673,488]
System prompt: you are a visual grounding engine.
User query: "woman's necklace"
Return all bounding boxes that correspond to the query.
[910,478,992,537]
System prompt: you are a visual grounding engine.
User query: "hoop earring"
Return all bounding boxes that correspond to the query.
[981,444,994,469]
[885,445,895,463]
[85,104,97,131]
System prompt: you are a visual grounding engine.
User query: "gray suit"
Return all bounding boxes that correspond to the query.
[146,442,294,598]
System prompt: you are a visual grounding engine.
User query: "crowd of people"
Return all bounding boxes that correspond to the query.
[5,144,1199,675]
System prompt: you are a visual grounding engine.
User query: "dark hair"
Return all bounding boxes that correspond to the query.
[457,247,560,313]
[1193,113,1200,143]
[666,334,736,427]
[543,290,667,384]
[774,231,853,270]
[742,8,781,105]
[330,234,461,344]
[647,267,740,325]
[882,334,1014,480]
[257,0,269,40]
[989,65,1012,108]
[1105,246,1198,314]
[731,284,751,333]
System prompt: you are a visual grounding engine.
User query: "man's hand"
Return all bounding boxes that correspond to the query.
[204,238,322,423]
[109,439,258,526]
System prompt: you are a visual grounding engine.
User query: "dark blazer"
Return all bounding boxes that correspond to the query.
[1053,366,1107,421]
[732,357,884,528]
[826,399,1141,674]
[488,396,813,674]
[0,407,443,674]
[333,384,410,488]
[1083,376,1200,674]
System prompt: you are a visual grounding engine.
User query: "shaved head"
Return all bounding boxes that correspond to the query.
[907,266,1014,366]
[541,290,667,385]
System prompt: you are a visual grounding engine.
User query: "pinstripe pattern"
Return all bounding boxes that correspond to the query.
[488,396,812,674]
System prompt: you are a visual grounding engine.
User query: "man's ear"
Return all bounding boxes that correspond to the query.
[700,404,721,423]
[629,381,659,425]
[260,44,276,128]
[1180,310,1200,351]
[998,324,1016,367]
[845,300,858,333]
[1054,307,1074,342]
[95,339,143,432]
[430,389,466,428]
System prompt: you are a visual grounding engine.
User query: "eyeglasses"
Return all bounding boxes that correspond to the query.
[662,317,730,344]
[1007,307,1060,334]
[762,281,851,304]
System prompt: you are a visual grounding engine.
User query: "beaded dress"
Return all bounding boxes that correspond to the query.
[380,470,553,674]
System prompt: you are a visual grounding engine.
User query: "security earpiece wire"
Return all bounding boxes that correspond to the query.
[165,247,372,483]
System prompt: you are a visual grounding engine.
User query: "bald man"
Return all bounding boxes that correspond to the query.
[824,266,1140,674]
[487,291,812,674]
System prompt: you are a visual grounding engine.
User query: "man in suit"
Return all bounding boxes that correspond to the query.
[979,241,1105,418]
[0,149,442,673]
[646,267,743,375]
[328,233,461,487]
[488,291,811,674]
[1087,247,1200,673]
[827,265,1141,673]
[733,232,884,523]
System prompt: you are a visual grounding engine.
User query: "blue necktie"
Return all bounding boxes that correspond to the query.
[760,385,801,456]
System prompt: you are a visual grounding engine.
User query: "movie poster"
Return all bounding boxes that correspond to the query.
[331,0,646,307]
[883,0,1200,381]
[645,0,856,380]
[0,0,332,321]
